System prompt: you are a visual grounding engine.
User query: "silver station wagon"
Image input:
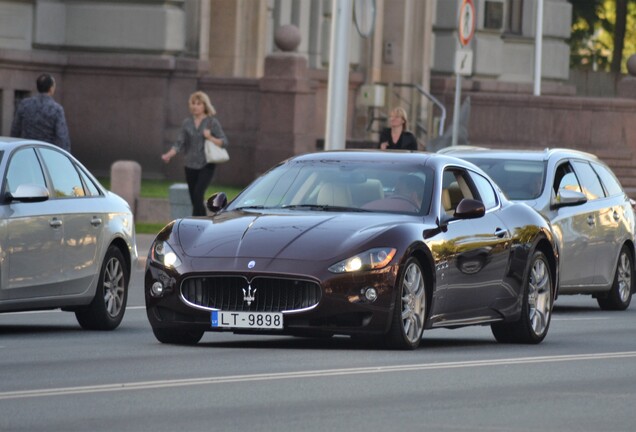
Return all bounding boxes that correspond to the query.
[444,147,635,310]
[0,137,137,329]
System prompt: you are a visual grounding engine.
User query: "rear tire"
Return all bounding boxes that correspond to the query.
[75,246,129,330]
[492,250,553,344]
[597,246,633,311]
[152,327,205,345]
[386,257,427,350]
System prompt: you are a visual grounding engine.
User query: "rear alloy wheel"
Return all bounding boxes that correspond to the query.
[76,246,129,330]
[152,327,204,345]
[387,257,427,350]
[597,246,633,311]
[492,250,552,344]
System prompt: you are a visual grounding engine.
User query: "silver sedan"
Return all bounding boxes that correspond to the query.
[445,147,634,310]
[0,137,137,329]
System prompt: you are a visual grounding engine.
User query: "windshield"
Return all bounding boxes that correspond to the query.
[463,157,546,200]
[227,160,434,215]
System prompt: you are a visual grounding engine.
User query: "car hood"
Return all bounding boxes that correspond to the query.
[175,211,427,261]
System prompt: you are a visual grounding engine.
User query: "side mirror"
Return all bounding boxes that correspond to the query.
[552,188,587,208]
[7,184,50,203]
[206,192,227,213]
[454,198,486,219]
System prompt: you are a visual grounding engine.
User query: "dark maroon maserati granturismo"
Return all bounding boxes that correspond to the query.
[145,151,559,349]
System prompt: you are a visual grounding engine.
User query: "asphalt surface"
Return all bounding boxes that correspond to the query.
[135,233,156,267]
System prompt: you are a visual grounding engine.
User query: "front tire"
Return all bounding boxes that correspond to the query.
[386,257,427,350]
[76,245,129,330]
[597,246,633,311]
[492,250,553,344]
[152,327,204,345]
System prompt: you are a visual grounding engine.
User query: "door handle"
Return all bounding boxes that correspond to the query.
[49,218,62,228]
[90,217,103,227]
[587,215,595,226]
[613,211,620,222]
[494,228,508,238]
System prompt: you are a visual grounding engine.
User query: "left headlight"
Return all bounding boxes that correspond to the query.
[328,248,397,273]
[150,241,182,269]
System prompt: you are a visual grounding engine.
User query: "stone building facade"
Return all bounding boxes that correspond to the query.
[1,0,635,191]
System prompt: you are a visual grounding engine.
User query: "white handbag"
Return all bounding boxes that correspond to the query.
[204,140,230,164]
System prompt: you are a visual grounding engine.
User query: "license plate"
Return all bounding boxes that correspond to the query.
[211,311,283,329]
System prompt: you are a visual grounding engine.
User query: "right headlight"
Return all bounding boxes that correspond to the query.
[150,241,182,269]
[328,248,397,273]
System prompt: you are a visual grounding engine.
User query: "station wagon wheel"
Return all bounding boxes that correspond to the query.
[152,327,205,345]
[387,257,427,350]
[597,246,633,311]
[75,245,129,330]
[492,250,553,344]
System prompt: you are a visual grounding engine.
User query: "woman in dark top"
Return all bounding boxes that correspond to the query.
[162,91,229,216]
[379,106,418,150]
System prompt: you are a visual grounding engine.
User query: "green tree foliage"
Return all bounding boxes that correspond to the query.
[570,0,636,73]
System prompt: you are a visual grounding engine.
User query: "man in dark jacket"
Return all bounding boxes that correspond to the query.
[11,73,71,152]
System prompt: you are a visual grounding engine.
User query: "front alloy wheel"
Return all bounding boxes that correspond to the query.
[76,245,129,330]
[387,257,427,350]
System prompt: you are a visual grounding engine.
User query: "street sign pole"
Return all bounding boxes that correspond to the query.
[451,75,462,147]
[451,0,475,147]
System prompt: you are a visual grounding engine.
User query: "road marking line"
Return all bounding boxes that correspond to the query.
[2,351,636,400]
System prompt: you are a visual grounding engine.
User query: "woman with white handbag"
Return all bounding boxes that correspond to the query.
[161,91,229,216]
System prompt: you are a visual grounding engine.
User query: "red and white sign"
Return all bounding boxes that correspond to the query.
[458,0,476,47]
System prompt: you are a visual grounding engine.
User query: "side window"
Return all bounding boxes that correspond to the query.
[5,148,47,195]
[78,169,101,197]
[572,160,605,200]
[553,162,581,195]
[470,172,498,210]
[591,162,623,197]
[441,169,474,215]
[38,148,85,198]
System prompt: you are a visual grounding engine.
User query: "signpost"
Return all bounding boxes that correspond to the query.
[451,0,475,146]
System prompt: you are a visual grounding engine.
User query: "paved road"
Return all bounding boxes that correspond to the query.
[1,262,635,432]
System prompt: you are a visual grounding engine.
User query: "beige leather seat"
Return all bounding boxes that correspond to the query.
[442,188,452,214]
[350,179,384,207]
[316,182,352,207]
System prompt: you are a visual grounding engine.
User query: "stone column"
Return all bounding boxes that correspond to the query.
[617,55,636,99]
[255,25,316,176]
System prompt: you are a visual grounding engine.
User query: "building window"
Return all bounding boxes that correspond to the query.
[507,0,523,34]
[484,1,504,30]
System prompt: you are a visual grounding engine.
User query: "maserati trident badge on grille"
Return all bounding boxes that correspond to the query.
[242,285,257,306]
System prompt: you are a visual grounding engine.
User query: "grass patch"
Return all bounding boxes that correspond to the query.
[98,178,245,235]
[98,178,243,200]
[136,222,169,235]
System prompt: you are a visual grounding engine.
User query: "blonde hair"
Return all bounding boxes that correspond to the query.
[390,107,408,130]
[189,91,216,116]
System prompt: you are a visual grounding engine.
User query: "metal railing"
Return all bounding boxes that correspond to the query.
[364,82,446,146]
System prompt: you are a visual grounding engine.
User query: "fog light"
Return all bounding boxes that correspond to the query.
[364,287,378,302]
[151,281,164,297]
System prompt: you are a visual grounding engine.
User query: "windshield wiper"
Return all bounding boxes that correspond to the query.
[234,205,270,210]
[281,204,371,212]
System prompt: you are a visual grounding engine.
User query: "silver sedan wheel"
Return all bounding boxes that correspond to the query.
[616,251,632,304]
[401,262,426,344]
[103,256,126,318]
[528,257,552,336]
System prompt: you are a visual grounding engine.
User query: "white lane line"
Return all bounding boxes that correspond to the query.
[552,317,609,321]
[2,351,636,400]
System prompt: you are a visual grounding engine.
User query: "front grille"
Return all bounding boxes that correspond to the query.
[181,276,321,312]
